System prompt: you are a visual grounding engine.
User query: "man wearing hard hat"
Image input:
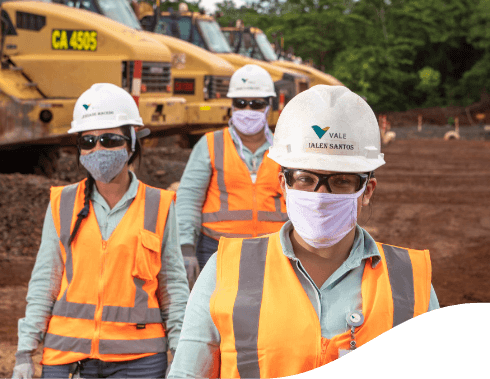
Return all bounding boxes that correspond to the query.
[176,64,288,287]
[168,85,439,378]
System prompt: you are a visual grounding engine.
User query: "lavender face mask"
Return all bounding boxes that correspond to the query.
[231,106,269,135]
[80,149,129,183]
[285,185,366,249]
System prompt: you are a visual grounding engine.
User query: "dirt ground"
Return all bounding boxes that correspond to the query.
[1,138,490,377]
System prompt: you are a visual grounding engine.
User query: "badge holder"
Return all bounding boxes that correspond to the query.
[338,311,364,358]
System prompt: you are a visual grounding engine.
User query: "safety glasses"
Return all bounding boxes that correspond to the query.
[283,169,370,194]
[78,133,130,151]
[232,98,268,110]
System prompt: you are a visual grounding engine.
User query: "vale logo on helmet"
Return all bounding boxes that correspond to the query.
[311,125,330,139]
[83,104,91,110]
[309,125,354,151]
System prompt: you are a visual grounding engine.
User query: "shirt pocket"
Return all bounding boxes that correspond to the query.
[132,229,162,282]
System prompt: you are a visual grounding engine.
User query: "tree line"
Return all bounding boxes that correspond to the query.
[210,0,490,112]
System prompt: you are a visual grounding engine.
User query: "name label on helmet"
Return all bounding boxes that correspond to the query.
[307,143,355,150]
[82,111,114,119]
[51,29,98,51]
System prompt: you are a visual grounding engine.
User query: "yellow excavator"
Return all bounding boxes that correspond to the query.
[137,2,311,127]
[221,24,343,88]
[48,0,237,145]
[0,0,186,175]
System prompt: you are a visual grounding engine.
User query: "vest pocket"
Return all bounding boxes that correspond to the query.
[132,229,162,281]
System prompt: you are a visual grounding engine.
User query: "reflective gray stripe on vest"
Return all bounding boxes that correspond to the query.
[144,186,161,233]
[202,130,254,224]
[257,195,288,222]
[53,183,162,324]
[381,244,415,327]
[201,226,253,240]
[99,337,167,355]
[102,277,162,323]
[233,237,269,379]
[52,184,96,320]
[44,333,92,354]
[59,183,79,283]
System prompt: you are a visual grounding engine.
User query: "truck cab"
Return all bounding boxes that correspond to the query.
[221,25,343,88]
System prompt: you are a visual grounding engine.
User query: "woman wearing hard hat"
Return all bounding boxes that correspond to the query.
[12,83,189,379]
[176,64,288,288]
[168,85,439,378]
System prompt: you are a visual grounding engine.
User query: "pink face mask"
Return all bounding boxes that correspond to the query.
[231,106,269,135]
[285,185,366,249]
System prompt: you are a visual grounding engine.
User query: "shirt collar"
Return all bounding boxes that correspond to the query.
[279,221,381,269]
[91,171,140,211]
[228,124,272,156]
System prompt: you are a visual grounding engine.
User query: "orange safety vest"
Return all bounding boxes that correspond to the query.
[210,232,432,378]
[42,179,175,365]
[202,128,288,240]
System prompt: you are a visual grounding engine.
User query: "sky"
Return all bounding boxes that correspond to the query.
[194,0,247,14]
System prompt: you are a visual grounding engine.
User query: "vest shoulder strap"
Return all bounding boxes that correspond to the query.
[376,242,432,324]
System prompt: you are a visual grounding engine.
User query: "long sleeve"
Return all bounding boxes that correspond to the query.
[157,201,190,351]
[168,253,221,378]
[17,203,64,353]
[175,136,212,248]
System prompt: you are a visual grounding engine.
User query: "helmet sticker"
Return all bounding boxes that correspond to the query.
[306,125,358,154]
[83,104,91,110]
[81,110,114,120]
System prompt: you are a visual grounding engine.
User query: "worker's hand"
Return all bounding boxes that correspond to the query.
[183,256,200,290]
[181,244,200,290]
[12,356,34,379]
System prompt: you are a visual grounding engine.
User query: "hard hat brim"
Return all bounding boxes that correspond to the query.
[268,149,386,173]
[68,119,144,134]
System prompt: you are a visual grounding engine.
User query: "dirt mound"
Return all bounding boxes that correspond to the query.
[0,174,67,258]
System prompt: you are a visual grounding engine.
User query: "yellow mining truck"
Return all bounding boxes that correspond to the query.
[137,3,310,127]
[50,0,236,145]
[221,25,343,88]
[0,0,186,175]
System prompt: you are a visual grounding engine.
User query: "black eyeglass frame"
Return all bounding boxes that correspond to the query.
[78,133,130,151]
[282,168,371,193]
[232,98,269,110]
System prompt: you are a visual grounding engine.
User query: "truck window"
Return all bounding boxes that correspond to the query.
[255,33,278,61]
[59,0,98,12]
[197,20,231,53]
[156,16,197,44]
[97,0,142,30]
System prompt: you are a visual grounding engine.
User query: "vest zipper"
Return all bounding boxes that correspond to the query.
[92,239,108,358]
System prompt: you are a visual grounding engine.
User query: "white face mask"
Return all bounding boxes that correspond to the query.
[231,106,269,135]
[285,185,366,249]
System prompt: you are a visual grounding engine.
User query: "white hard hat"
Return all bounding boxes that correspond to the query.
[227,64,276,98]
[69,83,144,134]
[268,85,385,173]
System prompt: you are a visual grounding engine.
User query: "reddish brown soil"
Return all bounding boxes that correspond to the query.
[1,139,490,376]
